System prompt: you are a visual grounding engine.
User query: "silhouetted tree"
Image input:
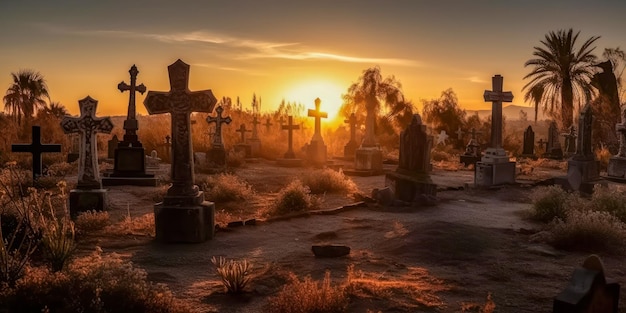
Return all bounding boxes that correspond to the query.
[3,70,50,126]
[422,88,466,136]
[38,101,68,119]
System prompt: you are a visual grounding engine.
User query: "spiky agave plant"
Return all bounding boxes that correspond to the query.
[211,256,252,294]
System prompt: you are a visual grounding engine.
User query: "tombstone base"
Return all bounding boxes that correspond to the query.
[234,144,252,158]
[101,176,158,187]
[276,158,303,167]
[69,189,108,217]
[354,147,383,171]
[113,146,147,173]
[247,139,261,157]
[459,155,481,167]
[342,141,358,160]
[553,263,620,313]
[155,191,215,243]
[385,170,437,203]
[554,158,603,193]
[607,156,626,180]
[207,147,227,167]
[474,161,516,187]
[306,140,327,167]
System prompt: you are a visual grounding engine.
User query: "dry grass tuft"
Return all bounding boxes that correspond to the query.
[267,271,348,313]
[211,256,252,294]
[460,293,496,312]
[301,168,357,194]
[272,180,315,215]
[528,186,575,222]
[203,173,254,202]
[75,210,110,234]
[550,210,626,251]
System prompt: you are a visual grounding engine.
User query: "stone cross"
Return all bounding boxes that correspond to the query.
[118,64,147,146]
[345,113,357,143]
[455,126,464,140]
[251,116,260,140]
[573,104,593,160]
[143,59,217,197]
[264,117,273,132]
[61,96,114,189]
[538,138,549,152]
[206,105,231,147]
[483,75,514,148]
[11,125,61,181]
[282,115,300,158]
[236,124,251,143]
[307,98,328,142]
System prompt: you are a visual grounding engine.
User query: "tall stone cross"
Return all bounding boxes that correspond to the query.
[206,105,231,147]
[282,115,300,158]
[61,96,113,189]
[483,75,513,149]
[251,115,261,139]
[308,98,327,142]
[236,124,251,143]
[143,59,217,197]
[344,113,357,143]
[264,117,273,132]
[118,64,147,146]
[12,125,61,181]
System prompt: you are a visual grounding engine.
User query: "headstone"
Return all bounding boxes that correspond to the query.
[234,123,253,158]
[11,125,62,181]
[436,130,449,145]
[475,75,516,187]
[520,125,536,159]
[459,128,483,166]
[385,114,437,203]
[206,105,232,167]
[143,59,217,243]
[61,96,113,216]
[66,133,80,163]
[159,135,172,163]
[607,94,626,181]
[106,135,119,160]
[264,117,273,132]
[562,125,577,157]
[247,115,262,157]
[102,65,157,187]
[146,150,161,172]
[342,113,358,160]
[349,90,383,176]
[305,98,328,166]
[543,121,564,159]
[553,255,620,313]
[277,115,303,167]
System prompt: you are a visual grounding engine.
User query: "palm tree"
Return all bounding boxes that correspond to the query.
[3,70,50,125]
[523,29,600,129]
[523,84,545,123]
[39,101,68,119]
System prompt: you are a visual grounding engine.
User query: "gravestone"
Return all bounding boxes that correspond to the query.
[385,114,437,203]
[543,121,564,159]
[143,59,217,243]
[520,125,537,159]
[264,117,273,132]
[562,125,577,157]
[475,75,516,187]
[277,115,303,167]
[11,125,62,181]
[305,98,328,166]
[61,96,113,216]
[234,123,252,158]
[206,106,232,167]
[66,133,80,163]
[607,102,626,181]
[146,150,161,172]
[106,135,119,160]
[349,90,383,176]
[247,115,262,157]
[342,113,358,160]
[553,255,620,313]
[555,104,603,193]
[102,65,157,187]
[159,135,172,163]
[459,128,482,166]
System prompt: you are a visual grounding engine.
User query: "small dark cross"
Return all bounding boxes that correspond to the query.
[118,64,147,145]
[469,128,482,140]
[307,98,328,142]
[206,105,232,147]
[264,117,273,132]
[483,75,513,149]
[159,135,172,160]
[143,59,217,197]
[282,116,300,158]
[12,125,61,181]
[455,126,465,140]
[236,124,251,143]
[537,138,549,151]
[251,115,261,139]
[344,113,357,142]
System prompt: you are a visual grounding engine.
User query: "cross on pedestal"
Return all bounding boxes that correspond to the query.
[282,116,300,158]
[344,113,357,143]
[12,125,61,181]
[206,106,231,147]
[455,126,465,140]
[118,64,147,146]
[264,117,273,132]
[236,124,251,143]
[307,98,328,142]
[61,96,114,189]
[251,116,260,139]
[143,59,217,198]
[483,75,514,149]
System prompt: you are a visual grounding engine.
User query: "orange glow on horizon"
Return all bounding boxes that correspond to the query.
[282,79,345,121]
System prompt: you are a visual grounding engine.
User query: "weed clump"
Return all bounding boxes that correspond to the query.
[267,271,348,313]
[75,210,110,234]
[550,210,626,251]
[211,256,252,294]
[272,180,314,215]
[204,173,254,202]
[589,186,626,223]
[528,186,574,222]
[301,169,357,194]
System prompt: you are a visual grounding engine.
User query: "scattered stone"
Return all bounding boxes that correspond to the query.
[311,245,351,258]
[227,221,245,228]
[244,218,257,226]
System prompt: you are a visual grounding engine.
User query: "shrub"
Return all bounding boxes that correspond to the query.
[204,173,254,202]
[301,169,357,194]
[528,186,573,222]
[211,256,252,294]
[272,180,314,215]
[267,271,348,313]
[550,210,626,251]
[75,210,110,234]
[226,150,246,168]
[590,186,626,223]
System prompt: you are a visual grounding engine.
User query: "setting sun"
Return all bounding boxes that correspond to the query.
[282,79,346,121]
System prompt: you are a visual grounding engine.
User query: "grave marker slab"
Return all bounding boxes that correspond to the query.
[607,100,626,181]
[342,113,358,160]
[11,125,61,181]
[543,121,564,159]
[348,85,383,176]
[520,125,537,159]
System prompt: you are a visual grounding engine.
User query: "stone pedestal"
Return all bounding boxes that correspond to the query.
[343,141,358,160]
[154,191,215,243]
[69,189,108,217]
[234,143,252,158]
[475,148,516,186]
[207,147,227,167]
[385,170,437,202]
[352,147,383,173]
[306,140,327,167]
[247,138,261,157]
[607,156,626,182]
[102,146,157,186]
[555,159,603,194]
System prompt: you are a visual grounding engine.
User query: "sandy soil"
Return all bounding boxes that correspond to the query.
[77,159,626,313]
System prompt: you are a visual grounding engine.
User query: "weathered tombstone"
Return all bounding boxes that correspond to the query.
[562,125,577,157]
[553,254,620,313]
[385,114,437,203]
[159,135,172,163]
[277,115,303,167]
[60,96,113,216]
[342,113,358,160]
[143,59,217,243]
[145,150,161,172]
[348,89,383,176]
[264,117,273,132]
[459,128,483,166]
[206,105,232,167]
[11,125,62,181]
[475,75,516,187]
[607,97,626,181]
[234,123,252,158]
[520,125,537,159]
[305,98,328,166]
[247,115,262,157]
[102,65,157,187]
[106,134,119,160]
[543,121,564,159]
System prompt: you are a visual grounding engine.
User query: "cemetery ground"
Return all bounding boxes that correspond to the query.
[13,157,621,313]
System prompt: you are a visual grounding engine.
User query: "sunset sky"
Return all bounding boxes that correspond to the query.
[1,0,625,120]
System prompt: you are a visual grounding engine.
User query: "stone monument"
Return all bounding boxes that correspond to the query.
[342,113,358,160]
[11,125,61,182]
[349,91,383,175]
[102,65,157,187]
[385,114,437,203]
[143,59,217,243]
[206,105,232,167]
[562,125,577,157]
[61,96,113,216]
[247,115,262,157]
[305,98,328,167]
[475,75,516,187]
[459,128,482,166]
[607,100,626,181]
[543,121,564,159]
[520,125,537,159]
[277,115,303,167]
[106,134,119,160]
[234,123,252,158]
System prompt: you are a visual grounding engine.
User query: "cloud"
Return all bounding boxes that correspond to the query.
[467,76,486,83]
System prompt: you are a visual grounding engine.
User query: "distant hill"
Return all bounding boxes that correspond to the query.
[466,104,547,121]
